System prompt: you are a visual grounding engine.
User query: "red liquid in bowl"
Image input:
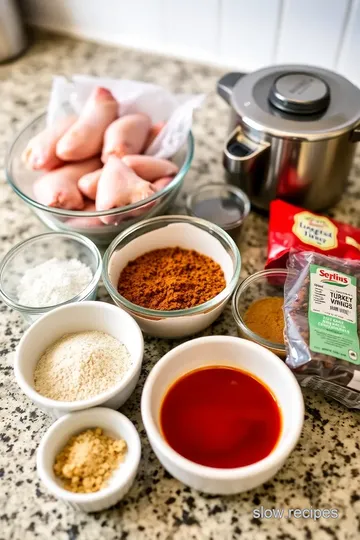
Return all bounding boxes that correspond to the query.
[160,366,281,469]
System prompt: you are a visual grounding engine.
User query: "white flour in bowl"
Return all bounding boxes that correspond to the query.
[17,257,93,307]
[34,331,132,401]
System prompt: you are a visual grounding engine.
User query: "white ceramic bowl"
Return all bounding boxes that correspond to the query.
[103,215,241,339]
[37,407,141,513]
[141,336,304,495]
[14,301,144,419]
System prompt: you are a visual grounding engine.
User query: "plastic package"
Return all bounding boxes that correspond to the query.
[266,200,360,269]
[284,250,360,409]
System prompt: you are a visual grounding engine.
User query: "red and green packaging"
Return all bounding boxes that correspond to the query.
[284,250,360,409]
[266,200,360,269]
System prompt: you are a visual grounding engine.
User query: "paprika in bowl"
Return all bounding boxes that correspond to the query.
[102,215,241,338]
[232,269,288,359]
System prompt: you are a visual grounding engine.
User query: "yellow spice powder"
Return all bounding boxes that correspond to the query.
[243,296,285,345]
[53,427,127,493]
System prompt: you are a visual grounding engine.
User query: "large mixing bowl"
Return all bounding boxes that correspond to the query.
[6,112,194,246]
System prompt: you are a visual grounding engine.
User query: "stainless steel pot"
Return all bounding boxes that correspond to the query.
[0,0,27,63]
[217,66,360,211]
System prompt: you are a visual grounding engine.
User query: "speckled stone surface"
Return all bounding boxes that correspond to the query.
[0,32,360,540]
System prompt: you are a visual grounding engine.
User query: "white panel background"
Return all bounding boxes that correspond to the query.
[161,0,220,63]
[219,0,282,71]
[21,0,360,86]
[23,0,164,51]
[275,0,351,69]
[337,0,360,86]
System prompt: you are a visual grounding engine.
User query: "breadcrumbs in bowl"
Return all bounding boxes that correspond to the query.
[53,427,128,494]
[14,301,144,419]
[37,408,141,513]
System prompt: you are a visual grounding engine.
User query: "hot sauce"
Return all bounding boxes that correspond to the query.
[160,366,281,469]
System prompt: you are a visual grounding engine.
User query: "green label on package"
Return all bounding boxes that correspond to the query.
[308,264,360,364]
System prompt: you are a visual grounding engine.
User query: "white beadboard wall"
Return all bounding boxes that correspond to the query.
[22,0,360,86]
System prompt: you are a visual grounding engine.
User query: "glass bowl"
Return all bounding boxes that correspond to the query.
[6,111,194,246]
[186,183,250,239]
[232,269,288,358]
[0,231,102,325]
[102,215,241,338]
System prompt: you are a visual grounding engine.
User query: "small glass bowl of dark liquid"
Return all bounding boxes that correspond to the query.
[186,183,250,239]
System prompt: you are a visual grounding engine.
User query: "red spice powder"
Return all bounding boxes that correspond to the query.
[117,246,226,310]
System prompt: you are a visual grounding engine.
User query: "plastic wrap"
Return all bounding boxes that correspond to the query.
[284,250,360,409]
[48,75,205,159]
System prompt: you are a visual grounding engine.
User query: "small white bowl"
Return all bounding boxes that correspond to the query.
[103,215,241,339]
[37,407,141,513]
[141,336,304,495]
[14,301,144,419]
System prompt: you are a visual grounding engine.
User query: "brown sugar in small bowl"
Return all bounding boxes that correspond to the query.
[102,215,241,339]
[232,269,288,359]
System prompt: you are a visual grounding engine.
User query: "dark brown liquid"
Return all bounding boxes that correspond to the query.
[193,197,242,228]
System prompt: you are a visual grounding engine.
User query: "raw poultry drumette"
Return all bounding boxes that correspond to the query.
[33,158,102,210]
[152,176,175,192]
[123,176,175,220]
[66,201,104,228]
[145,121,166,150]
[101,113,151,163]
[78,168,102,200]
[22,115,77,171]
[56,87,118,161]
[122,155,178,181]
[77,157,178,200]
[96,155,155,223]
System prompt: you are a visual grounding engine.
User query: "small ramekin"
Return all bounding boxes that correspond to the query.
[14,301,144,419]
[0,231,102,325]
[37,407,141,513]
[102,215,241,339]
[232,269,288,358]
[141,336,304,495]
[186,183,250,239]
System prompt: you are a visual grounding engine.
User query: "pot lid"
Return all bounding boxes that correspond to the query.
[230,65,360,140]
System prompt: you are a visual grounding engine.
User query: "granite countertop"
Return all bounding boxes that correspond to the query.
[0,32,359,540]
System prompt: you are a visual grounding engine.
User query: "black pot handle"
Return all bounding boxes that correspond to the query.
[217,72,245,104]
[350,124,360,143]
[223,126,270,175]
